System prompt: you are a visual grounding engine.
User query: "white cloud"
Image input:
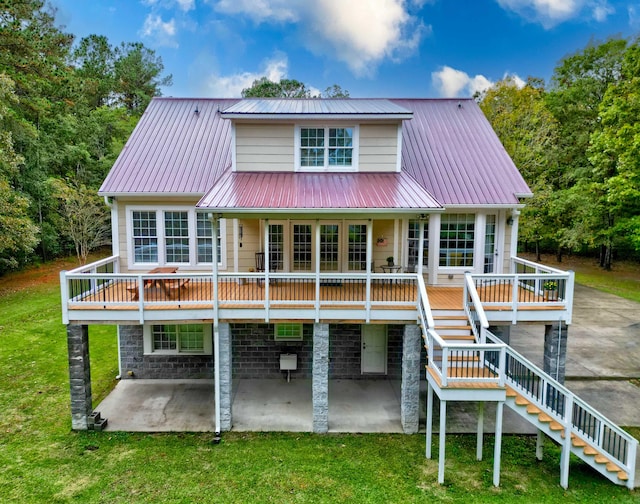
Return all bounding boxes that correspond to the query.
[629,5,640,27]
[140,14,178,47]
[496,0,613,28]
[432,66,494,98]
[201,53,289,97]
[211,0,428,76]
[142,0,195,11]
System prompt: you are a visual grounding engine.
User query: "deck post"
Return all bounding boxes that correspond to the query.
[544,321,568,384]
[476,401,484,461]
[493,400,503,487]
[536,429,544,460]
[67,324,92,430]
[426,381,433,459]
[218,322,232,431]
[312,323,329,433]
[438,399,447,484]
[401,324,421,434]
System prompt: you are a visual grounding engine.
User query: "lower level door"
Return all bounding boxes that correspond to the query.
[361,325,387,374]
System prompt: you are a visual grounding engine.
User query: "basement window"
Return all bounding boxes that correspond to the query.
[143,324,212,355]
[274,323,304,341]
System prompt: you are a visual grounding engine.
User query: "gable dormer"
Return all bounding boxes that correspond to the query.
[221,99,413,173]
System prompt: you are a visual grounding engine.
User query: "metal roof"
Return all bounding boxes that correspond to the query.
[196,171,441,213]
[221,98,413,119]
[392,98,532,205]
[99,97,531,207]
[99,98,238,196]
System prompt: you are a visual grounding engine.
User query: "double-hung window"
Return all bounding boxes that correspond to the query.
[408,220,429,270]
[298,126,357,170]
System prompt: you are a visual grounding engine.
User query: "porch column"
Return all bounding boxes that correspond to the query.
[218,322,232,431]
[401,324,421,434]
[312,323,329,433]
[544,322,568,384]
[67,324,92,430]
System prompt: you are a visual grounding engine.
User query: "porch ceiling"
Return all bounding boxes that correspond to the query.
[196,171,443,217]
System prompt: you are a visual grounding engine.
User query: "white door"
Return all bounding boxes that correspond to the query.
[361,325,387,374]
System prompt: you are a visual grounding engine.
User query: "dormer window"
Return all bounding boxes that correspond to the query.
[296,125,358,171]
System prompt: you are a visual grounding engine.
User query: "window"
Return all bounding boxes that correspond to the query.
[348,224,367,271]
[292,224,312,271]
[274,323,304,341]
[439,214,475,267]
[298,126,356,170]
[165,211,189,263]
[129,208,224,267]
[408,220,429,269]
[133,211,158,263]
[146,324,212,355]
[320,224,340,271]
[269,224,284,270]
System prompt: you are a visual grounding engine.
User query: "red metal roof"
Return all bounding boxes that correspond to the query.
[99,98,238,196]
[393,98,532,205]
[197,171,441,213]
[99,97,531,207]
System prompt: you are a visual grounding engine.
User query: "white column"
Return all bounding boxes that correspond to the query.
[493,401,504,487]
[438,399,447,484]
[476,401,484,461]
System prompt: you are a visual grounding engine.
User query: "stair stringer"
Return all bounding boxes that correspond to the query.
[504,383,632,487]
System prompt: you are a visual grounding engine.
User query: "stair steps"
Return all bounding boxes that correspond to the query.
[505,385,630,485]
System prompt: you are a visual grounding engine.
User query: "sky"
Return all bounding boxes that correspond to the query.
[51,0,640,98]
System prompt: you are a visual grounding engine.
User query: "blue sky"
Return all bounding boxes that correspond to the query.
[52,0,640,98]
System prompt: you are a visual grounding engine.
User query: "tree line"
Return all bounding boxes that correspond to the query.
[0,1,171,271]
[479,36,640,269]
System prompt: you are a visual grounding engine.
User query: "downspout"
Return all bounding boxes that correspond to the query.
[211,214,221,436]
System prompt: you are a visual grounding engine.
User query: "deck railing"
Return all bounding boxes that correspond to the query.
[486,331,637,489]
[60,257,418,323]
[465,257,575,324]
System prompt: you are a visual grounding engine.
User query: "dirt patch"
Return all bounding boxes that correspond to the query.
[0,252,110,296]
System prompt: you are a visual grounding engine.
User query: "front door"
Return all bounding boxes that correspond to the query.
[361,325,387,374]
[484,214,497,273]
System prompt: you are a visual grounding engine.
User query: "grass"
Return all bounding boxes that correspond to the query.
[0,257,638,502]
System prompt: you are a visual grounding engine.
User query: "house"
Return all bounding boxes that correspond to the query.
[60,97,636,489]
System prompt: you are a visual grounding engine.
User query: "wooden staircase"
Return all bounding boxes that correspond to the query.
[433,309,475,345]
[505,385,630,486]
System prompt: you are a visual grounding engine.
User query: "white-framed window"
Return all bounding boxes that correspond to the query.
[143,324,213,355]
[274,323,304,341]
[127,207,225,268]
[295,125,359,171]
[439,214,475,268]
[347,223,367,271]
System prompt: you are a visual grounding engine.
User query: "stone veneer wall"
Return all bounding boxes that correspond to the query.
[118,325,214,379]
[231,323,313,379]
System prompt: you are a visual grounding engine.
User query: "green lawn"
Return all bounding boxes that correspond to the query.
[0,263,638,502]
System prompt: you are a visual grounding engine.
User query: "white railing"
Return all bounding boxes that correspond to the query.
[463,273,490,344]
[61,258,419,323]
[465,257,575,324]
[486,331,637,489]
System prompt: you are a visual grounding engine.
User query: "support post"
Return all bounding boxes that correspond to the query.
[493,401,504,487]
[544,321,568,384]
[218,322,232,431]
[536,429,544,460]
[67,324,92,430]
[476,401,484,461]
[401,324,421,434]
[438,399,447,484]
[312,323,329,433]
[426,382,433,459]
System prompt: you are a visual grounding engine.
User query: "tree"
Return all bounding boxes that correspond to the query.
[587,40,640,269]
[546,37,629,266]
[71,34,115,109]
[49,179,111,264]
[0,74,38,271]
[241,78,350,98]
[113,42,172,114]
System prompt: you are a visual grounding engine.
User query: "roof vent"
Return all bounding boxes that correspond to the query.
[457,101,461,109]
[194,106,199,115]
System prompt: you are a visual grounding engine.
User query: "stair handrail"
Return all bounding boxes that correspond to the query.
[464,272,490,344]
[486,331,637,487]
[416,274,435,329]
